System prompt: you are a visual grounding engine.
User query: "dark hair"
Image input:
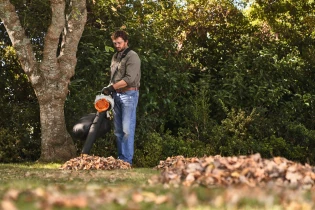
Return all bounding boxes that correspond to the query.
[111,30,128,41]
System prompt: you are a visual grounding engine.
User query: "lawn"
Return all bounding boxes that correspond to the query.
[0,161,314,210]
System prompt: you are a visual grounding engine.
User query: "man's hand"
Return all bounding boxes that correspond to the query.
[102,85,116,95]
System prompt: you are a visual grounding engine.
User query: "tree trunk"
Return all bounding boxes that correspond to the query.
[38,98,76,162]
[0,0,87,162]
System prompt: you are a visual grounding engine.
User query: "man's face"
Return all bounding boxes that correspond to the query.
[113,37,128,52]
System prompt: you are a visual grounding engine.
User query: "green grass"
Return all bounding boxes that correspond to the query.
[0,163,313,210]
[0,164,158,189]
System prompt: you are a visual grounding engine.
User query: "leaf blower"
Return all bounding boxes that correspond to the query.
[72,93,114,154]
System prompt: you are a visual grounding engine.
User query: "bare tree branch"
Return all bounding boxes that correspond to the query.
[58,0,87,79]
[40,0,66,80]
[0,0,38,83]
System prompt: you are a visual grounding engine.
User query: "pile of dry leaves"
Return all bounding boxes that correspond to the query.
[150,153,315,189]
[60,155,131,170]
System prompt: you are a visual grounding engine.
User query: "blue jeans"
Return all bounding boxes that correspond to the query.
[113,90,139,164]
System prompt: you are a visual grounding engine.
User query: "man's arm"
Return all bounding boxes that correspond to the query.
[112,80,128,89]
[121,52,141,86]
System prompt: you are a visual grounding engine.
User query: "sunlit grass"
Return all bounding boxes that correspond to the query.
[0,164,160,189]
[0,162,62,169]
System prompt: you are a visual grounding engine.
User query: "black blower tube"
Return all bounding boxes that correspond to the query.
[81,111,106,154]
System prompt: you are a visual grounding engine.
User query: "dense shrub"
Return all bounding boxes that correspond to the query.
[0,128,21,162]
[2,0,315,166]
[133,130,213,167]
[0,128,40,163]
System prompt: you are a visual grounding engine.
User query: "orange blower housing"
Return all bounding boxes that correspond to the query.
[94,94,114,113]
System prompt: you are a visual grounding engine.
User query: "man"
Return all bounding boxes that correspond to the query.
[102,30,141,165]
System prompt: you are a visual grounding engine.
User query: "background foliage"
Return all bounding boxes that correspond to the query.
[1,0,315,166]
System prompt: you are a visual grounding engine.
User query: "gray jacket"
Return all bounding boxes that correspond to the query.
[110,49,141,88]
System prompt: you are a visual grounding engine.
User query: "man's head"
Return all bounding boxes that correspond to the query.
[111,30,129,52]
